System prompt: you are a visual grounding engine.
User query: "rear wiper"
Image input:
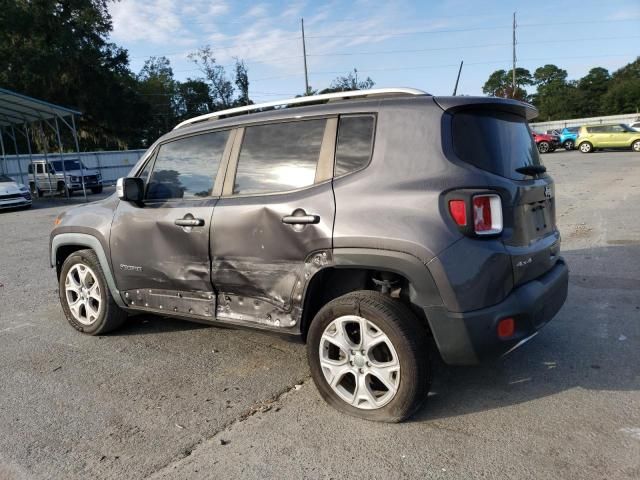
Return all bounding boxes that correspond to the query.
[515,165,547,176]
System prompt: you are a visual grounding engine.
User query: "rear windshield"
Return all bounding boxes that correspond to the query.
[452,109,541,180]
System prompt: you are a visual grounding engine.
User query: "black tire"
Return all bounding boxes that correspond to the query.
[632,140,640,153]
[579,141,593,153]
[307,290,432,423]
[91,186,103,194]
[58,249,127,335]
[537,141,550,154]
[563,140,574,151]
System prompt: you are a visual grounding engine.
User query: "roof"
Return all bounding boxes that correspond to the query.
[173,87,429,130]
[0,87,81,127]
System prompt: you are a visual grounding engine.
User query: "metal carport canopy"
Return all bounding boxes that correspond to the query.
[0,87,81,126]
[0,87,87,200]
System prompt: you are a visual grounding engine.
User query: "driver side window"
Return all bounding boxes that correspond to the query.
[145,130,230,201]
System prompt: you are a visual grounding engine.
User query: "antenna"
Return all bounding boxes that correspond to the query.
[453,60,464,96]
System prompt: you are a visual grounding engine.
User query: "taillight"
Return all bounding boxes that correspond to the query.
[446,192,503,237]
[448,200,467,226]
[472,194,503,235]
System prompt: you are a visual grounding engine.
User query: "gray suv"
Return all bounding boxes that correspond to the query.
[50,88,568,422]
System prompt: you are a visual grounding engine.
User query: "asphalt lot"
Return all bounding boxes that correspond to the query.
[1,149,639,479]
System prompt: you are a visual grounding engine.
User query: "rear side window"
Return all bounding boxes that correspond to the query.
[334,115,375,176]
[452,109,541,180]
[146,130,229,200]
[233,119,326,195]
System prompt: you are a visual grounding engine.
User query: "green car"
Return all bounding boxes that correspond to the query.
[576,124,640,153]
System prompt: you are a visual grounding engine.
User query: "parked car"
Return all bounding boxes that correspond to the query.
[0,174,32,210]
[50,89,568,422]
[532,131,560,153]
[28,159,103,197]
[629,121,640,132]
[576,124,640,153]
[558,127,579,150]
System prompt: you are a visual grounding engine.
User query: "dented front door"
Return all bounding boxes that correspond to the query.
[109,128,233,318]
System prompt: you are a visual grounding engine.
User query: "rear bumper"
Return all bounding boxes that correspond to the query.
[425,258,568,365]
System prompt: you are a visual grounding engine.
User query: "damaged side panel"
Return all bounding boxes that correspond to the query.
[210,182,335,332]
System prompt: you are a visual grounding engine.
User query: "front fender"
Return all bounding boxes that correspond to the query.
[50,232,126,308]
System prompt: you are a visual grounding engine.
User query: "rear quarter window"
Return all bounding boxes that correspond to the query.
[451,109,541,180]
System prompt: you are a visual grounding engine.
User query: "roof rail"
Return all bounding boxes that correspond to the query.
[173,87,428,130]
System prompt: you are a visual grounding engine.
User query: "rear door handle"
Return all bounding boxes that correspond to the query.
[175,218,205,227]
[282,214,320,225]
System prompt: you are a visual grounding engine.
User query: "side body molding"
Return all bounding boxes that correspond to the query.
[50,233,127,308]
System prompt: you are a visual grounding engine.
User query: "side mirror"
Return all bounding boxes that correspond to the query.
[116,177,144,203]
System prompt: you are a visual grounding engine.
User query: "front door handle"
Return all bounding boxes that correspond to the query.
[282,214,320,225]
[175,217,205,227]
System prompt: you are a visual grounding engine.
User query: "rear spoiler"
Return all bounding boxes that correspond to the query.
[433,96,538,121]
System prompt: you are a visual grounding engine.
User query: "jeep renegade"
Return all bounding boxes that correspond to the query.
[50,88,568,422]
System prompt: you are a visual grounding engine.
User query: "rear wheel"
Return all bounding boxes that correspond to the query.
[307,291,431,423]
[632,140,640,153]
[563,140,574,150]
[579,141,593,153]
[537,141,550,154]
[59,249,127,335]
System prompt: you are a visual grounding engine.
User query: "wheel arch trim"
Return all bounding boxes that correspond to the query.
[50,233,126,308]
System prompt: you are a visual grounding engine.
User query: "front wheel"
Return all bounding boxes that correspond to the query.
[91,186,103,194]
[59,249,127,335]
[563,140,574,150]
[307,291,431,423]
[632,140,640,152]
[579,141,593,153]
[537,141,550,154]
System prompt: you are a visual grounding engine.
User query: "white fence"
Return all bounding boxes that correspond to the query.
[530,113,640,132]
[1,149,146,186]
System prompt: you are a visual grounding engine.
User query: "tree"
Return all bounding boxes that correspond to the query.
[600,57,640,114]
[0,0,148,149]
[482,68,532,100]
[530,65,576,120]
[137,56,178,143]
[188,46,235,109]
[575,67,610,117]
[318,69,375,94]
[234,59,250,106]
[175,79,214,121]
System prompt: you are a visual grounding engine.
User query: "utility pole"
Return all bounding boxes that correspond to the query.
[301,18,310,95]
[453,60,464,95]
[512,11,517,98]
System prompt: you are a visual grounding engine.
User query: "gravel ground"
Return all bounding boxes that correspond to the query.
[0,149,639,479]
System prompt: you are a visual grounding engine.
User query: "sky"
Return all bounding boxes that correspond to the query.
[109,0,640,103]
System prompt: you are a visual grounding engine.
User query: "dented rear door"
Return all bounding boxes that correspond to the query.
[210,118,336,329]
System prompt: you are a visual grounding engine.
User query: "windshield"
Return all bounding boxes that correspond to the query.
[51,159,86,171]
[452,109,542,180]
[0,174,14,183]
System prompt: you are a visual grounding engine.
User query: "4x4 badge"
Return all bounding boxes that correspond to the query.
[544,185,552,198]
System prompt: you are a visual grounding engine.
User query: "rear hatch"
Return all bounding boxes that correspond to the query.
[438,97,561,287]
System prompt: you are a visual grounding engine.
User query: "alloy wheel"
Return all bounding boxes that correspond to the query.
[319,315,400,410]
[65,263,102,325]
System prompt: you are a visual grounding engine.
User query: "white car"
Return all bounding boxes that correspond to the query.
[629,122,640,132]
[0,174,32,210]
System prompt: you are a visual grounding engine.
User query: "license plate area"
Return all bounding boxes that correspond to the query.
[528,200,552,236]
